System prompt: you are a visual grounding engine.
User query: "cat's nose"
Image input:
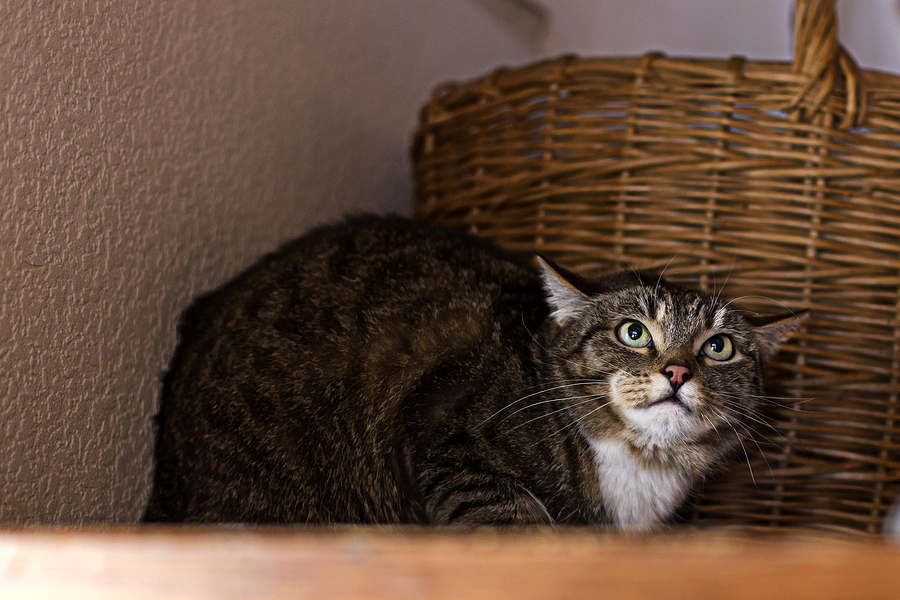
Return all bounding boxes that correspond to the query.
[663,364,692,391]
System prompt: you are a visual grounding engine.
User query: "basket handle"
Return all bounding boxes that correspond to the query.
[788,0,865,127]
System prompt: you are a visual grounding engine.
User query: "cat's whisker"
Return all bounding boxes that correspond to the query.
[717,391,813,409]
[564,401,614,428]
[653,242,692,297]
[716,395,772,416]
[530,355,620,378]
[533,401,614,445]
[712,404,793,476]
[712,408,758,489]
[702,414,720,438]
[717,389,809,402]
[629,264,645,288]
[503,397,611,435]
[736,427,776,483]
[724,409,780,452]
[482,381,606,425]
[519,378,605,392]
[716,398,781,428]
[717,394,801,422]
[489,393,607,430]
[717,401,802,453]
[720,295,802,318]
[724,407,801,433]
[708,255,736,317]
[722,406,782,434]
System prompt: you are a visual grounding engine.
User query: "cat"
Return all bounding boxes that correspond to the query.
[144,214,804,531]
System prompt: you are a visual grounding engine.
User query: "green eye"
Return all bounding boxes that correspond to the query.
[702,334,734,361]
[617,321,653,348]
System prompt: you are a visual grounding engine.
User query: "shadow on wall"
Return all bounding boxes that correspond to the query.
[468,0,551,50]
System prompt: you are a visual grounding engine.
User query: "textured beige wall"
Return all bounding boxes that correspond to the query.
[1,0,534,523]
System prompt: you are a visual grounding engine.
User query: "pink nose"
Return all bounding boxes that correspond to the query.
[663,364,691,386]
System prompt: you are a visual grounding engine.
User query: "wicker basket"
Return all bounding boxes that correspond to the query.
[412,0,900,536]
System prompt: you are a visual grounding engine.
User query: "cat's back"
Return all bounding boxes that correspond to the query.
[182,215,530,327]
[175,216,542,375]
[146,215,546,523]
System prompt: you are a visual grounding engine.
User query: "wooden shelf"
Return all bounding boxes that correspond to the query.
[1,527,899,599]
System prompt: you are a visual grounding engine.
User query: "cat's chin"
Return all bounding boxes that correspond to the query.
[608,380,711,448]
[621,400,713,449]
[625,402,704,448]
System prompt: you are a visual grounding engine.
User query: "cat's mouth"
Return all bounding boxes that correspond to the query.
[645,395,693,414]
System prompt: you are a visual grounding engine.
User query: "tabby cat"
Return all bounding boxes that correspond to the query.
[144,215,803,530]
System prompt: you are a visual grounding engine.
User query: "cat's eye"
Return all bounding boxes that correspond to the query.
[701,334,734,361]
[616,321,653,348]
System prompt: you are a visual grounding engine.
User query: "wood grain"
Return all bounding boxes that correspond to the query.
[1,528,899,599]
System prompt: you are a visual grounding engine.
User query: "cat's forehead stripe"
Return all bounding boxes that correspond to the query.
[655,298,666,321]
[713,307,726,330]
[635,287,655,318]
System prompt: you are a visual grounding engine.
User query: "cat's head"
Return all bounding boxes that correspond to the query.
[536,256,806,461]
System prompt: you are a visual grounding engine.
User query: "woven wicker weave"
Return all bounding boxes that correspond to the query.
[412,0,900,536]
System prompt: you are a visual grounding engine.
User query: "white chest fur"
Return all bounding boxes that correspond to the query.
[588,438,692,532]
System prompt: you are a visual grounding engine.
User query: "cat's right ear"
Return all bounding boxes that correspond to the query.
[535,255,591,325]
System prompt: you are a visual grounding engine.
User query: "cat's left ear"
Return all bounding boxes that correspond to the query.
[535,255,591,325]
[746,309,809,362]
